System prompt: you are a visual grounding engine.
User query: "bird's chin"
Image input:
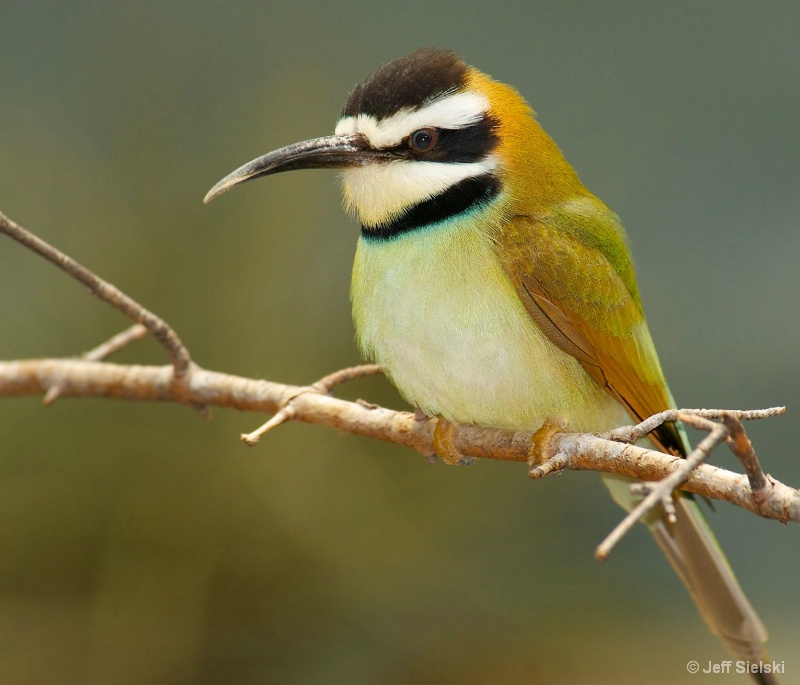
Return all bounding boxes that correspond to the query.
[339,162,437,229]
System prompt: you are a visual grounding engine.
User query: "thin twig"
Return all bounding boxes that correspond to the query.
[82,323,150,361]
[604,407,784,444]
[528,452,569,478]
[604,409,677,443]
[241,364,382,445]
[43,323,149,405]
[630,481,678,522]
[312,364,382,393]
[595,424,729,560]
[242,405,297,445]
[0,211,192,378]
[722,413,771,511]
[674,412,719,432]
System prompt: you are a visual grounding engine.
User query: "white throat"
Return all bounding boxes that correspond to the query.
[335,89,496,227]
[339,156,498,228]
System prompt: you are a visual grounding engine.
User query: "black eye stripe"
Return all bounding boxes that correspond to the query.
[426,116,498,162]
[383,115,499,163]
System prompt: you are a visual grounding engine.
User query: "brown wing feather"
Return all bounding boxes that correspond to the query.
[499,212,686,455]
[501,209,770,667]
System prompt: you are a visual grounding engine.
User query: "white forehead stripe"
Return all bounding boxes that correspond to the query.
[335,90,490,149]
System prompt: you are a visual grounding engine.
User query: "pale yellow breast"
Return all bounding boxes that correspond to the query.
[350,220,627,433]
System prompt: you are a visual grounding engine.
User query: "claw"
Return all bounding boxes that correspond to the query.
[528,418,567,478]
[433,417,475,466]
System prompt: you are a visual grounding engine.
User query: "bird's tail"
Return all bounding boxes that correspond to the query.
[602,474,777,685]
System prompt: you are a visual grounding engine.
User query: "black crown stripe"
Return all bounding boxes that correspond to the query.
[342,48,468,121]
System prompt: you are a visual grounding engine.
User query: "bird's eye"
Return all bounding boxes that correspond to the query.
[409,128,438,152]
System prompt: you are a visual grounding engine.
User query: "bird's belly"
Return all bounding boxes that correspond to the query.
[351,229,626,433]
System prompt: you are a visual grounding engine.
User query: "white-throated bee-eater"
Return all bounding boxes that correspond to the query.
[205,48,774,683]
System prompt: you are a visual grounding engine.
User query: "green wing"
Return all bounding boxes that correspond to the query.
[498,195,686,454]
[499,195,771,667]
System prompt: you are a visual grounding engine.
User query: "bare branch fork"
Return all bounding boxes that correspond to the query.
[1,210,797,559]
[0,211,192,378]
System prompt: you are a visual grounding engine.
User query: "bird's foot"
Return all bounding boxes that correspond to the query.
[413,408,438,463]
[528,418,568,479]
[432,417,476,466]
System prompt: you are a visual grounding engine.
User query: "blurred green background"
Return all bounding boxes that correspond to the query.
[1,3,798,684]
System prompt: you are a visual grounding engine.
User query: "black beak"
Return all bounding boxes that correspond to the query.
[204,133,393,204]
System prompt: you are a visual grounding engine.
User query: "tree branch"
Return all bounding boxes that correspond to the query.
[1,208,797,561]
[0,211,192,377]
[0,357,796,526]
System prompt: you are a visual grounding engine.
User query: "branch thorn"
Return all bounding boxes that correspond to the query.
[242,405,296,445]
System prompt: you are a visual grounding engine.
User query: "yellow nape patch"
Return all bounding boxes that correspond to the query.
[465,68,584,211]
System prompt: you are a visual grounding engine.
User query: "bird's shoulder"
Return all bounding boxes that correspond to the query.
[497,195,684,453]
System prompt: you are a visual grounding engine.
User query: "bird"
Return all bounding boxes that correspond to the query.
[205,48,774,683]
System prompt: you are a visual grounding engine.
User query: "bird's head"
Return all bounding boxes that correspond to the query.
[205,48,581,237]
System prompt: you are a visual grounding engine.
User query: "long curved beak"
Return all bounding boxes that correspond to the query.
[204,133,392,204]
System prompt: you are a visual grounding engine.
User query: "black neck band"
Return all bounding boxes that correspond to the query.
[361,173,500,241]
